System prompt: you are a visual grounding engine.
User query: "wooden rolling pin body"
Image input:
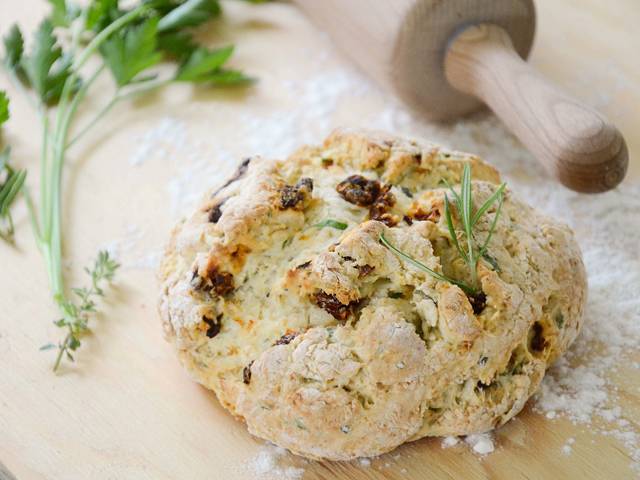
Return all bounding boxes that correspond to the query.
[295,0,628,193]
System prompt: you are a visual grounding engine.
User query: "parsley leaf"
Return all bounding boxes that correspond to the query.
[157,0,221,32]
[157,30,197,61]
[85,0,120,31]
[0,91,8,126]
[3,25,24,70]
[100,18,163,87]
[202,69,253,86]
[175,45,233,81]
[47,0,80,28]
[22,20,73,104]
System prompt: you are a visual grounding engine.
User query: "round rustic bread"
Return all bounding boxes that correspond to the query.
[158,129,586,460]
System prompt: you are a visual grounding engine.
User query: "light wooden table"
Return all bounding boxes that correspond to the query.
[0,1,638,479]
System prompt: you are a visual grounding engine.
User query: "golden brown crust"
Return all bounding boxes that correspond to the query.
[158,129,586,460]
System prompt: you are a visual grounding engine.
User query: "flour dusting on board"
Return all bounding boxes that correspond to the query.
[117,10,640,473]
[243,445,305,480]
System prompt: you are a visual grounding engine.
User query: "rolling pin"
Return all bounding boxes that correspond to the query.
[294,0,628,193]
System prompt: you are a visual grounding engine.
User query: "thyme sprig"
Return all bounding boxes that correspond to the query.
[380,163,505,294]
[40,250,120,371]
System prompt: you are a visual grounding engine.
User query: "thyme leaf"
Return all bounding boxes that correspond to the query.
[45,251,120,372]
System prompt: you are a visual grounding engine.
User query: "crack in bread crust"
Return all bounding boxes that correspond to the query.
[158,128,586,460]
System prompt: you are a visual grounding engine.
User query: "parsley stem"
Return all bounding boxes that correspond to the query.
[67,77,172,149]
[39,106,51,242]
[72,5,149,73]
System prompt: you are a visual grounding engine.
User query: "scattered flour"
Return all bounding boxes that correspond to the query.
[358,457,371,467]
[244,445,305,480]
[562,437,576,456]
[465,433,495,456]
[111,5,639,473]
[441,436,460,448]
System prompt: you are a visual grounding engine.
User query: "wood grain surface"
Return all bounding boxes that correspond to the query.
[0,1,638,479]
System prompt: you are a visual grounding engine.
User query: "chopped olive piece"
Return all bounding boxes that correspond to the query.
[296,261,312,270]
[208,198,227,223]
[274,333,298,346]
[401,186,413,198]
[467,291,487,315]
[530,322,546,352]
[403,215,413,225]
[243,360,254,384]
[336,175,381,206]
[313,291,358,321]
[190,268,204,289]
[203,314,222,338]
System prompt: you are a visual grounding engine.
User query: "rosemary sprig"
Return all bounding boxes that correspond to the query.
[40,250,120,372]
[379,232,475,294]
[380,163,505,295]
[444,164,505,287]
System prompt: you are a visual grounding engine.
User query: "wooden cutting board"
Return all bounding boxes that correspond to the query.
[1,1,638,479]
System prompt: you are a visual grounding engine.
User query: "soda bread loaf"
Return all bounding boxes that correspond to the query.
[158,129,586,460]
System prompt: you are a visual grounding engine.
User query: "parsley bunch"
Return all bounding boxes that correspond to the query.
[1,0,256,371]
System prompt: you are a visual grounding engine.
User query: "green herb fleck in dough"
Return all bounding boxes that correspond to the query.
[313,219,348,230]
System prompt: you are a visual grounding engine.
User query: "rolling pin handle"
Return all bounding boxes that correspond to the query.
[445,24,628,193]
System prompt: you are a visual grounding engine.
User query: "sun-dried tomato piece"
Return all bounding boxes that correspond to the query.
[313,291,359,321]
[356,264,375,278]
[369,184,397,226]
[210,271,234,296]
[411,207,441,222]
[279,177,314,210]
[336,175,381,207]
